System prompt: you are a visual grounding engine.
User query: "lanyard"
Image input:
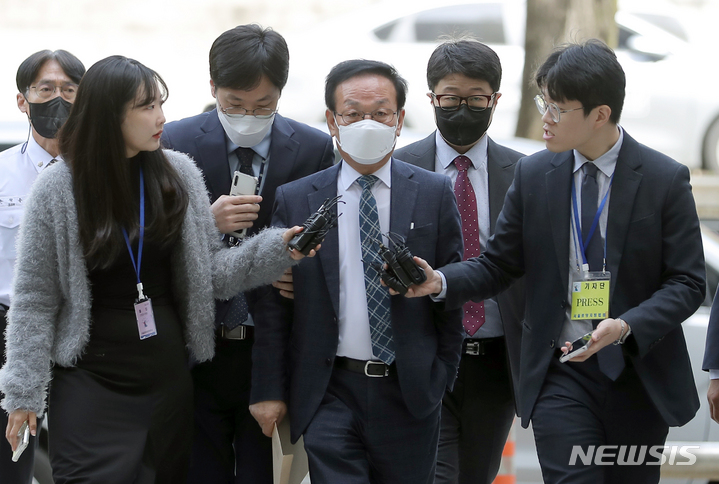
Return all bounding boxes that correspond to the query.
[571,172,613,271]
[122,167,146,301]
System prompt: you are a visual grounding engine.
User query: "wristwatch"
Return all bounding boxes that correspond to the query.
[614,318,632,345]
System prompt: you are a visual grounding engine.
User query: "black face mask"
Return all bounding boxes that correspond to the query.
[27,96,72,139]
[434,104,493,147]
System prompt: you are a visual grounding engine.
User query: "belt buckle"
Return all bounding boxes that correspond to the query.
[364,361,389,377]
[222,325,247,340]
[465,341,481,356]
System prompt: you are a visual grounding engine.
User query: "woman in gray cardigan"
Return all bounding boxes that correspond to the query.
[1,56,313,483]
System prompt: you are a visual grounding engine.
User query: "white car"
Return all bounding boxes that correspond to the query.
[281,1,719,171]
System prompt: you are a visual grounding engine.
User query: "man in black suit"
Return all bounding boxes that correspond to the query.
[393,38,523,484]
[405,40,705,483]
[703,289,719,423]
[162,24,334,484]
[249,59,464,484]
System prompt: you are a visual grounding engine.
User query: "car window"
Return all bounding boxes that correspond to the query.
[374,20,399,41]
[414,4,505,44]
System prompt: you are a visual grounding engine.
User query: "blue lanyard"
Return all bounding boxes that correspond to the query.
[122,167,146,301]
[571,172,613,270]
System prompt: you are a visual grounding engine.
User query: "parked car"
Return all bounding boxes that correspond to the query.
[281,0,719,170]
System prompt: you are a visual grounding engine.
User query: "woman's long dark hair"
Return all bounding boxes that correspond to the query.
[59,55,188,270]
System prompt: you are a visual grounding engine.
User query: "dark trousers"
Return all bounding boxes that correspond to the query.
[0,305,40,484]
[531,352,668,484]
[435,337,515,484]
[187,335,272,484]
[303,366,441,484]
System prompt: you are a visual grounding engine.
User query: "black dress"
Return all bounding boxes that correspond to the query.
[48,237,193,484]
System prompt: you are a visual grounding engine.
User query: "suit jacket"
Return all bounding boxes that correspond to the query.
[162,110,335,317]
[394,133,525,414]
[251,159,465,442]
[702,286,719,371]
[440,131,705,428]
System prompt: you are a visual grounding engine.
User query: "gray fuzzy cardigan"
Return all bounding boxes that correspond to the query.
[0,149,296,415]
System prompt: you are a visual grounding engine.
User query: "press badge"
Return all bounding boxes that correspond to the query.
[571,272,611,320]
[134,298,157,340]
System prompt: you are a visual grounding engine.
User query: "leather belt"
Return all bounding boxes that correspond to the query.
[334,356,395,378]
[463,337,503,356]
[220,324,254,341]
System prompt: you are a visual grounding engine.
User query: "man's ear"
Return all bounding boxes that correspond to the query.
[17,93,29,116]
[594,105,612,129]
[210,80,216,99]
[326,109,339,138]
[396,109,406,137]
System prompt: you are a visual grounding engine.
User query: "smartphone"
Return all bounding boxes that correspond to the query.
[229,171,259,239]
[559,331,594,363]
[11,421,30,462]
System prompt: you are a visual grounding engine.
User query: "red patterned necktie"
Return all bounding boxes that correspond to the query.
[453,155,485,336]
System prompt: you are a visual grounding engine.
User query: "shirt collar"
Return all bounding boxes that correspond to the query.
[339,158,393,191]
[25,134,59,174]
[434,130,488,170]
[225,127,273,160]
[572,126,624,177]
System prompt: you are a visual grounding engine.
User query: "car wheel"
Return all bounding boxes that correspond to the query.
[703,116,719,172]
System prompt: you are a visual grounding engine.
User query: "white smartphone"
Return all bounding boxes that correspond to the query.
[559,331,594,363]
[11,421,30,462]
[229,171,259,239]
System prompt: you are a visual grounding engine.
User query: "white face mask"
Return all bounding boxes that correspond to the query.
[216,100,276,148]
[336,119,398,165]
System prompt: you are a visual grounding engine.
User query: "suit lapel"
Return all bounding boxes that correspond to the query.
[309,164,342,316]
[195,111,230,201]
[389,160,419,243]
[546,152,574,290]
[606,133,643,302]
[396,132,436,171]
[258,115,299,232]
[487,138,517,235]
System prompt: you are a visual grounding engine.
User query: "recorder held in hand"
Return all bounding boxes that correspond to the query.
[288,196,343,255]
[376,233,427,295]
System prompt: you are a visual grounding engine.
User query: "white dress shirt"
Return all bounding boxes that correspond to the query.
[434,132,503,339]
[336,159,392,360]
[0,135,59,307]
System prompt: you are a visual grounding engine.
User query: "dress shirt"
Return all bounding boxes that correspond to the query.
[336,159,392,360]
[0,135,59,307]
[224,128,272,326]
[434,131,502,339]
[558,127,624,344]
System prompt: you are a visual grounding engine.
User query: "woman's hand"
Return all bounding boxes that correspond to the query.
[5,409,36,451]
[283,226,321,261]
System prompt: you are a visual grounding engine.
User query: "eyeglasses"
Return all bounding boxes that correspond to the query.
[430,93,496,112]
[534,94,584,123]
[220,105,277,119]
[334,109,397,125]
[27,82,79,101]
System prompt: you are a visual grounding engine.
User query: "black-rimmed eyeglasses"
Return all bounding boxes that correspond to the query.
[430,92,497,112]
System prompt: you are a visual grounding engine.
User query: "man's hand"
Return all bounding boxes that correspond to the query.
[709,379,719,423]
[273,268,294,299]
[5,409,36,452]
[211,194,262,234]
[560,318,626,362]
[283,226,320,261]
[249,400,287,437]
[390,256,443,298]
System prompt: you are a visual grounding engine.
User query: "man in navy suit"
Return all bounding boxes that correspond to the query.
[405,40,705,483]
[394,38,523,484]
[249,59,464,484]
[162,24,334,484]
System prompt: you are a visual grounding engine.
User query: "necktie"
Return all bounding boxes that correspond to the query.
[581,163,602,271]
[236,147,255,177]
[453,156,485,336]
[221,148,256,330]
[581,163,624,380]
[357,175,395,365]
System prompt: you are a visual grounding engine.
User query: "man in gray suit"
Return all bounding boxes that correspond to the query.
[394,38,524,484]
